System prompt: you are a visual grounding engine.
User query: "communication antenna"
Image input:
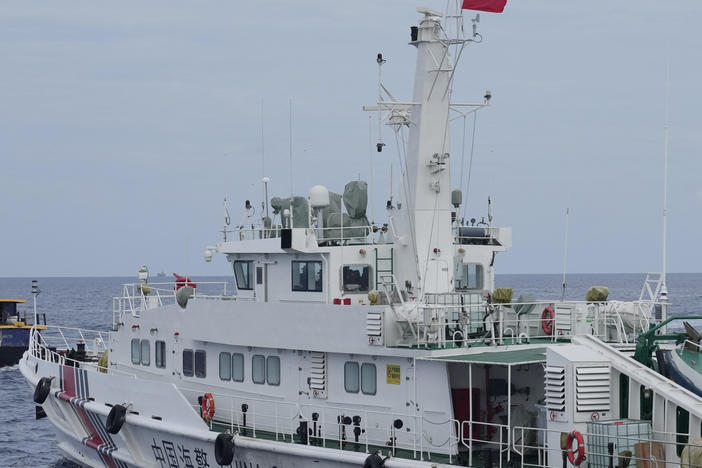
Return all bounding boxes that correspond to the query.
[260,98,268,222]
[376,53,386,153]
[222,197,231,241]
[369,115,375,223]
[389,163,393,207]
[289,98,295,227]
[561,207,570,301]
[660,64,671,327]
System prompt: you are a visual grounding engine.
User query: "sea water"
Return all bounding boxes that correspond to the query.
[0,273,699,467]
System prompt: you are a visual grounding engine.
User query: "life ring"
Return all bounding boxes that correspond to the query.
[566,430,586,466]
[214,433,235,466]
[106,404,127,434]
[33,376,53,404]
[541,306,555,335]
[201,393,215,422]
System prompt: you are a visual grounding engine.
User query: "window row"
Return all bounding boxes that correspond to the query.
[183,349,206,378]
[219,352,280,386]
[234,260,376,294]
[344,362,376,395]
[131,339,166,368]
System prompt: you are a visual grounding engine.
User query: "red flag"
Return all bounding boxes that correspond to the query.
[462,0,507,13]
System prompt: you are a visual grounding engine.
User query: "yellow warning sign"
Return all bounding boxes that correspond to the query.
[386,364,401,385]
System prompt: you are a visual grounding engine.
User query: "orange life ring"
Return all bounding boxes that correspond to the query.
[541,306,555,335]
[566,430,585,466]
[201,393,215,422]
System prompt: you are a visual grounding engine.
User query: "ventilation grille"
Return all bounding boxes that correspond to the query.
[576,366,610,412]
[555,306,572,333]
[545,366,566,411]
[309,352,327,399]
[366,310,383,345]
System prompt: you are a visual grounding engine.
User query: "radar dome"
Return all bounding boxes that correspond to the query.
[309,185,330,209]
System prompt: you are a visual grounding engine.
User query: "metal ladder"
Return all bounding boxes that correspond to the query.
[374,247,394,291]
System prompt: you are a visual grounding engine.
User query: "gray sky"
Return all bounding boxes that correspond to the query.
[1,1,700,277]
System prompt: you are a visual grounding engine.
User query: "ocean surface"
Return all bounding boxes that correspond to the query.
[0,273,700,467]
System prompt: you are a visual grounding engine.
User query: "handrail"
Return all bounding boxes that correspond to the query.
[388,297,657,348]
[28,326,137,378]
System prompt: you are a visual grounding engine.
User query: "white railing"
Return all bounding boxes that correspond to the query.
[223,225,387,246]
[389,297,656,349]
[28,326,137,378]
[178,386,462,462]
[460,420,511,468]
[512,424,697,468]
[112,281,231,325]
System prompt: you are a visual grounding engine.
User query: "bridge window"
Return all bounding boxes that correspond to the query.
[183,349,194,377]
[361,363,377,395]
[342,265,371,293]
[267,356,280,386]
[252,355,266,384]
[455,263,484,290]
[131,339,140,365]
[140,340,150,366]
[219,352,232,381]
[344,362,360,393]
[292,261,323,292]
[232,353,244,382]
[234,261,254,290]
[155,341,166,368]
[194,350,206,378]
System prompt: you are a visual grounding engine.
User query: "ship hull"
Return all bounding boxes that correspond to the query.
[0,328,30,367]
[20,352,450,468]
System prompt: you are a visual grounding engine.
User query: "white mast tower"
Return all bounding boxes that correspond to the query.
[368,7,486,298]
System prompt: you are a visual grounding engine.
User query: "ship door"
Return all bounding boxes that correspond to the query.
[254,262,267,302]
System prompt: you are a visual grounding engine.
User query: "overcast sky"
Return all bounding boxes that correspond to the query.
[1,0,700,277]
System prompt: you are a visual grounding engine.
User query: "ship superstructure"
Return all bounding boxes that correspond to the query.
[20,5,702,468]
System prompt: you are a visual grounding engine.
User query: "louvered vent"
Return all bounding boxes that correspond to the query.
[575,366,610,412]
[366,309,383,345]
[309,352,327,399]
[555,306,572,334]
[545,366,566,411]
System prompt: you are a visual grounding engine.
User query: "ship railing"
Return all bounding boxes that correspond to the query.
[28,326,137,378]
[392,298,655,349]
[222,225,385,246]
[178,386,461,461]
[112,281,231,324]
[511,424,697,468]
[179,386,299,442]
[297,403,450,461]
[459,420,511,468]
[223,226,282,241]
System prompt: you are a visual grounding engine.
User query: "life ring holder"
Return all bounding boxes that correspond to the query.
[566,430,586,466]
[201,393,215,422]
[541,306,555,335]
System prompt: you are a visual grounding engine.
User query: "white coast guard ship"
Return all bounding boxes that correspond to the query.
[21,4,702,468]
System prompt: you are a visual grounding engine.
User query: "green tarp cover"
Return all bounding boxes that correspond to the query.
[586,286,609,302]
[343,181,368,218]
[270,196,309,228]
[493,288,513,304]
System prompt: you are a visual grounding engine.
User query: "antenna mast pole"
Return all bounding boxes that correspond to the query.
[660,66,670,327]
[561,207,569,301]
[369,115,375,224]
[288,98,294,228]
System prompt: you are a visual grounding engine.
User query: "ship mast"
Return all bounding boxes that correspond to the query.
[365,6,487,298]
[400,8,454,295]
